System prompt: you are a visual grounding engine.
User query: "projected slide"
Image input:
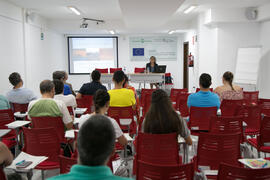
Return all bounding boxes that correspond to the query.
[68,37,118,74]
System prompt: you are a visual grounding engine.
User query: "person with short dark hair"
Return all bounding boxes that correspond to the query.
[27,80,73,130]
[6,72,36,104]
[187,73,220,108]
[214,71,243,101]
[76,70,107,99]
[143,89,192,145]
[108,71,136,109]
[48,115,131,180]
[52,71,72,95]
[53,80,77,114]
[79,89,127,146]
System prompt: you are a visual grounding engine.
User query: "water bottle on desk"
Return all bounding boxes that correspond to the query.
[146,67,150,74]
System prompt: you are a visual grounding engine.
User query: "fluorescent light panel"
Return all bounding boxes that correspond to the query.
[109,30,115,34]
[184,5,196,14]
[68,6,81,15]
[168,30,175,34]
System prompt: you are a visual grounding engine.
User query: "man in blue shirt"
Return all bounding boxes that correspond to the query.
[52,71,72,95]
[187,73,220,109]
[6,72,37,104]
[48,115,131,180]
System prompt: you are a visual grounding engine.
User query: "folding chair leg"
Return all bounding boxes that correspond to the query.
[258,151,261,158]
[41,170,45,180]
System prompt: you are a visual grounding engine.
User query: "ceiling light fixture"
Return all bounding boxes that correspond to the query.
[109,30,115,35]
[68,6,81,16]
[184,5,197,14]
[168,30,175,34]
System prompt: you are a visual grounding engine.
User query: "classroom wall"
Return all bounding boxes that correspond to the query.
[0,0,66,96]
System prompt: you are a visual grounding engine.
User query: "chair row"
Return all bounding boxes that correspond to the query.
[95,67,146,74]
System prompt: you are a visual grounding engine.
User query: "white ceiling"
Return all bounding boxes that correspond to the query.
[7,0,270,34]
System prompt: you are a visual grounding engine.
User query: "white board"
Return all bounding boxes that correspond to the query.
[235,47,261,85]
[129,36,177,61]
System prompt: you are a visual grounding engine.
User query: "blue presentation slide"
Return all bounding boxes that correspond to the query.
[133,48,144,56]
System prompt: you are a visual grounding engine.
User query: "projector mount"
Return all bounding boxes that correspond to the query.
[80,18,105,28]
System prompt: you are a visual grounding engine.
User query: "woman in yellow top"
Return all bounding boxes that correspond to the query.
[108,70,136,109]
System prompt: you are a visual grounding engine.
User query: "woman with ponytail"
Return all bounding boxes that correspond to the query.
[143,89,192,145]
[214,71,243,101]
[79,89,127,146]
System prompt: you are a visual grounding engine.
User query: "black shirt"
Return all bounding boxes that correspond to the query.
[78,81,107,95]
[146,62,159,73]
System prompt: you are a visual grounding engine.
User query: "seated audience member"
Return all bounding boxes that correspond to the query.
[79,89,127,146]
[0,95,10,110]
[123,74,140,115]
[53,79,77,114]
[63,71,76,96]
[6,72,36,104]
[48,115,131,180]
[108,70,136,109]
[214,71,243,101]
[187,73,220,109]
[27,80,73,130]
[76,70,107,99]
[0,142,13,167]
[52,71,72,95]
[143,89,192,145]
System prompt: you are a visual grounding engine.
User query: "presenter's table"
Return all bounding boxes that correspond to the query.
[100,73,165,89]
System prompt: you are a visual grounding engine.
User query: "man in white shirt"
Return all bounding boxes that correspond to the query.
[53,79,77,112]
[27,80,73,130]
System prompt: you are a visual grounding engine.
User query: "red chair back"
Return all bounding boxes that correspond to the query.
[220,99,243,116]
[243,91,259,105]
[217,163,270,180]
[137,161,194,180]
[170,88,188,103]
[107,106,135,134]
[31,116,65,142]
[243,105,261,131]
[189,106,217,131]
[197,132,241,170]
[110,68,122,74]
[0,109,14,128]
[22,127,61,162]
[76,95,93,114]
[257,115,270,149]
[95,68,108,73]
[59,155,77,174]
[210,116,244,142]
[259,98,270,116]
[175,93,190,117]
[140,89,154,117]
[0,168,6,180]
[67,106,74,116]
[134,67,145,73]
[11,103,28,113]
[136,132,180,165]
[196,88,213,92]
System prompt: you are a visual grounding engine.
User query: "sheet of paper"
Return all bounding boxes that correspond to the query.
[6,121,31,129]
[6,152,48,171]
[65,129,79,139]
[238,158,270,169]
[124,133,133,141]
[75,108,87,115]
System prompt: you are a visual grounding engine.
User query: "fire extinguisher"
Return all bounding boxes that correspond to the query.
[188,52,194,67]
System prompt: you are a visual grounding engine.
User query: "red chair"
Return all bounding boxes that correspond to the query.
[259,98,270,116]
[0,168,6,180]
[243,91,259,105]
[11,103,28,113]
[76,95,93,114]
[67,106,74,116]
[107,106,136,135]
[110,68,122,73]
[134,132,182,175]
[95,68,108,73]
[189,106,217,132]
[242,105,261,136]
[220,99,244,116]
[196,88,213,92]
[247,115,270,158]
[31,116,65,142]
[175,93,190,117]
[195,132,241,171]
[134,67,145,73]
[59,155,77,174]
[137,161,194,180]
[0,109,17,148]
[140,89,155,117]
[217,162,270,180]
[210,116,244,143]
[22,127,62,180]
[170,88,188,105]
